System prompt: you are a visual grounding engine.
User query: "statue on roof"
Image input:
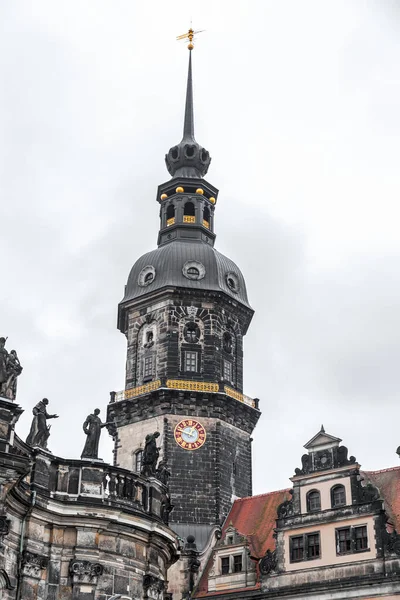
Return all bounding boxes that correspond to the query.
[0,337,23,402]
[81,409,109,460]
[26,398,58,450]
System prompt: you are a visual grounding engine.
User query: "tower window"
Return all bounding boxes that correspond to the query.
[144,356,153,379]
[134,450,143,473]
[144,272,154,284]
[184,322,200,343]
[203,206,210,229]
[184,351,198,372]
[223,360,232,382]
[221,557,230,575]
[166,204,175,226]
[184,201,195,216]
[307,490,321,512]
[331,484,346,508]
[223,332,233,353]
[233,555,242,573]
[186,267,200,279]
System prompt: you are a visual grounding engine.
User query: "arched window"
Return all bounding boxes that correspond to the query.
[166,204,175,226]
[331,484,346,508]
[184,322,200,343]
[203,206,210,228]
[183,201,195,223]
[134,450,143,474]
[307,490,321,512]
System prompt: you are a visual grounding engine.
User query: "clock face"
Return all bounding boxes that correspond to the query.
[174,419,206,451]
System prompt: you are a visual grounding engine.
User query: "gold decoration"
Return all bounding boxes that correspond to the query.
[202,219,210,229]
[183,215,196,223]
[166,217,175,226]
[166,379,219,393]
[160,193,168,200]
[176,186,184,193]
[196,188,204,195]
[209,197,216,204]
[176,27,204,51]
[116,380,161,402]
[224,386,256,408]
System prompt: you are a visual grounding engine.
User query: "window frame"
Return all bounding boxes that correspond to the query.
[290,531,321,563]
[223,359,232,382]
[336,525,369,556]
[134,450,143,474]
[143,355,153,380]
[184,350,198,373]
[306,489,321,513]
[331,484,346,508]
[233,554,243,573]
[220,556,230,575]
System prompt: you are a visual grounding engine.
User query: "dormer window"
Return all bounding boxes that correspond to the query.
[307,490,321,512]
[221,557,230,575]
[331,484,346,508]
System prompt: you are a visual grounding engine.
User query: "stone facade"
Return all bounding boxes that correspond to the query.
[0,397,179,600]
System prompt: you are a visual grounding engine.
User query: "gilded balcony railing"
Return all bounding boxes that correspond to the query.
[202,219,210,229]
[183,215,196,223]
[166,217,175,226]
[112,379,257,408]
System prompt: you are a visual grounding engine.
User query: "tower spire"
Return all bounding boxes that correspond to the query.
[165,28,211,178]
[183,49,195,141]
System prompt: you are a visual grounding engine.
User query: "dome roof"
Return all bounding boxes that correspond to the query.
[120,240,252,309]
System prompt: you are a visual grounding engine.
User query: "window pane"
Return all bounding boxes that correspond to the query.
[144,356,153,377]
[355,526,368,551]
[135,451,142,473]
[224,360,232,381]
[221,557,229,575]
[233,555,242,573]
[291,536,304,562]
[333,486,346,507]
[308,491,321,512]
[307,533,320,558]
[337,528,352,554]
[185,351,197,372]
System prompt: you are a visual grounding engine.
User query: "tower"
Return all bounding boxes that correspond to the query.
[108,40,260,544]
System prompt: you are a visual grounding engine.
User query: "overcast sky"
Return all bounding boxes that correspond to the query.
[1,1,399,494]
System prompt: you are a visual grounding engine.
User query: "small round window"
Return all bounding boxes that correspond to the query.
[138,265,156,287]
[183,261,205,281]
[226,272,239,293]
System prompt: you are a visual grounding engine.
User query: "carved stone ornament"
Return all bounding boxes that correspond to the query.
[143,574,165,600]
[187,305,198,319]
[277,491,294,519]
[0,515,10,537]
[138,265,156,287]
[69,560,103,585]
[182,260,205,281]
[225,272,240,293]
[22,552,48,579]
[358,482,380,503]
[386,531,400,555]
[259,549,277,575]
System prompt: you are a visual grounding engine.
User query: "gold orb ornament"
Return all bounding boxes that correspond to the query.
[176,186,184,193]
[196,188,204,195]
[160,193,168,200]
[209,197,216,204]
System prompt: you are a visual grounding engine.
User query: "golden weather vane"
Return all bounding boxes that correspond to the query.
[176,27,205,50]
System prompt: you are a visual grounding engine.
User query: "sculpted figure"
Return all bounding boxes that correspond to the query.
[156,460,171,486]
[81,409,109,459]
[26,398,58,449]
[0,338,23,401]
[141,432,160,477]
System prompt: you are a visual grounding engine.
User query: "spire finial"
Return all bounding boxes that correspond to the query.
[321,424,325,433]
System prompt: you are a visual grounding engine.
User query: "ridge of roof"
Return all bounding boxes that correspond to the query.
[362,465,400,475]
[233,487,291,503]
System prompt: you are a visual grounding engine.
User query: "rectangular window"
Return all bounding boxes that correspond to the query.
[290,532,320,562]
[221,556,230,575]
[307,533,320,559]
[336,526,368,555]
[144,356,153,378]
[184,351,198,372]
[233,555,242,573]
[223,360,232,381]
[355,526,368,552]
[290,535,304,562]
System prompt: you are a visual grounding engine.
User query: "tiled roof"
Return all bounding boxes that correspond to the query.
[363,465,400,531]
[194,488,290,597]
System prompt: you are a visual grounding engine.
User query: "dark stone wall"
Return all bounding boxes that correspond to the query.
[164,416,252,526]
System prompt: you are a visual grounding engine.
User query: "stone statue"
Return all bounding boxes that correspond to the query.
[0,337,23,401]
[141,432,160,477]
[81,409,109,460]
[156,460,171,486]
[26,398,58,449]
